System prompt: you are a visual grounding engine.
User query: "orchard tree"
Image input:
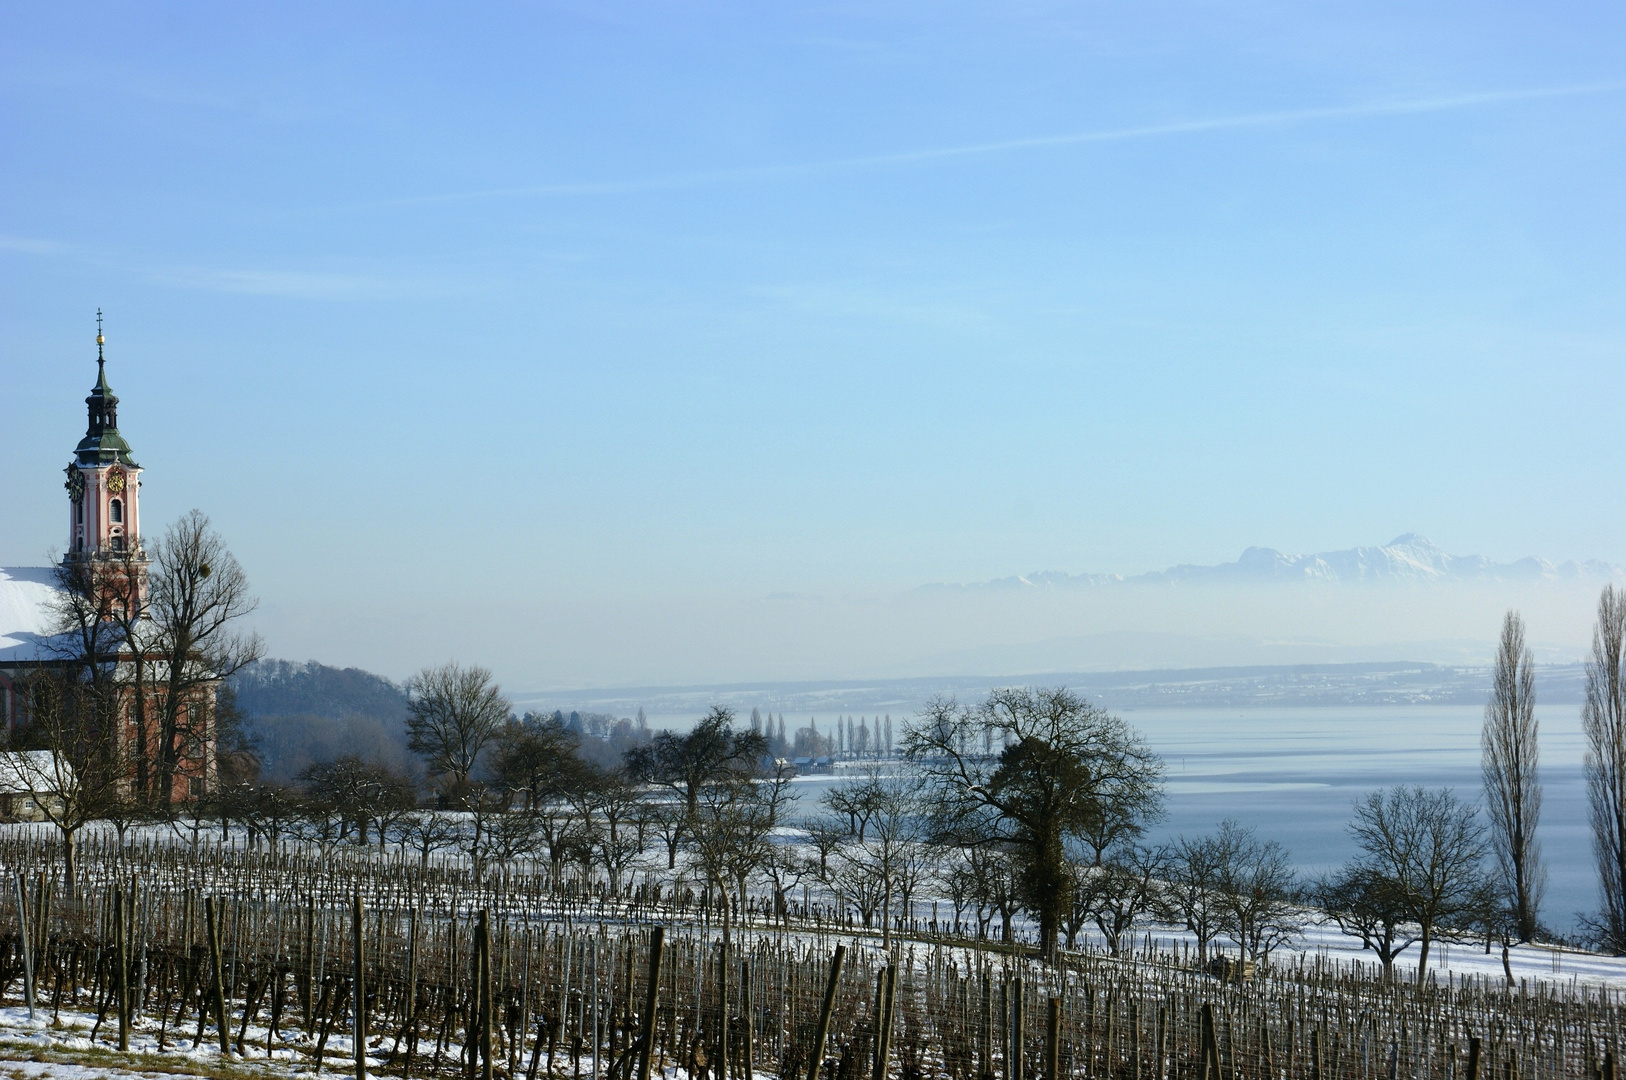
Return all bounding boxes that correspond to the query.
[1316,864,1420,980]
[405,661,510,791]
[1349,786,1491,986]
[908,687,1164,959]
[624,705,768,846]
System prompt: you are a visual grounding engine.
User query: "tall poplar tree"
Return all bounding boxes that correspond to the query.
[1482,610,1545,942]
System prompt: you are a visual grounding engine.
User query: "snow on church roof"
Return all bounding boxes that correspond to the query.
[0,567,68,664]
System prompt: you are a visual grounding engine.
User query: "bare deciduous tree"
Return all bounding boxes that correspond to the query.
[624,705,768,851]
[1070,843,1163,954]
[391,808,461,867]
[1158,834,1226,966]
[907,687,1164,959]
[1349,786,1490,986]
[1482,609,1545,943]
[491,713,582,810]
[1583,585,1626,953]
[819,774,929,950]
[1316,864,1420,980]
[10,669,127,890]
[404,661,510,790]
[145,511,263,808]
[1210,819,1302,964]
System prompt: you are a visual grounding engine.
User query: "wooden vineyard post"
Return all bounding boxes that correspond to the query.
[206,896,230,1054]
[742,958,754,1080]
[354,894,367,1080]
[636,927,665,1080]
[873,968,889,1080]
[806,944,847,1080]
[1010,978,1024,1080]
[1045,997,1060,1080]
[981,975,994,1080]
[717,940,730,1080]
[114,887,129,1051]
[13,873,34,1020]
[303,896,317,1030]
[1466,1036,1481,1080]
[475,910,494,1080]
[1199,1004,1221,1080]
[875,964,897,1080]
[402,907,419,1077]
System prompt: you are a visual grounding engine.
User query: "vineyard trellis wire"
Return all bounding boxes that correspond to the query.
[0,831,1616,1080]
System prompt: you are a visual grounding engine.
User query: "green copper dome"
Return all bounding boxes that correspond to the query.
[75,344,138,467]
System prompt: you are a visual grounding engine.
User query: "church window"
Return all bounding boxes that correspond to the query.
[111,533,125,552]
[110,498,123,523]
[75,501,83,525]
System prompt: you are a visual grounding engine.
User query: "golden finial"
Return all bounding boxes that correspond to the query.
[96,309,105,358]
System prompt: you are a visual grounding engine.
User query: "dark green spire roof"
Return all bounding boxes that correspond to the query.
[74,314,138,467]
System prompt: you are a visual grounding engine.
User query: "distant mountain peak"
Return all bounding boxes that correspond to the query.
[924,538,1623,591]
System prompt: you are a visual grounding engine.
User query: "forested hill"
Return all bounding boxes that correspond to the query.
[228,659,414,781]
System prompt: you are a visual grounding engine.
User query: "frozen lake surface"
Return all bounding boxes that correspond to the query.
[785,705,1597,935]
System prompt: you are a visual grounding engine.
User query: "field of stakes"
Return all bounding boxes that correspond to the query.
[0,831,1611,1079]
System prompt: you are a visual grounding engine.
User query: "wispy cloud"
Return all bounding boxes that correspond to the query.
[0,234,461,301]
[148,265,422,300]
[372,80,1626,208]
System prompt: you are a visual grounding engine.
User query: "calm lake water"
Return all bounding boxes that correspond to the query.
[776,705,1596,935]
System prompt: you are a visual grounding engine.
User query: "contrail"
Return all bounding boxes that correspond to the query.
[369,79,1626,208]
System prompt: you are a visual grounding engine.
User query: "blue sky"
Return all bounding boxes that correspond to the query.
[3,3,1625,687]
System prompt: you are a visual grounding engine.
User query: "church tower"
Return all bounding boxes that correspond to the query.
[63,313,147,610]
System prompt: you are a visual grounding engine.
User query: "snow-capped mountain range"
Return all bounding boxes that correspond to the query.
[929,534,1624,590]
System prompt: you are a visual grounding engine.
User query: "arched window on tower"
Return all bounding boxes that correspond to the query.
[111,533,125,552]
[109,498,123,524]
[75,501,84,525]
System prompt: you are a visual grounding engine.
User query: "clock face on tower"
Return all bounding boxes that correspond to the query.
[64,466,85,500]
[107,467,127,495]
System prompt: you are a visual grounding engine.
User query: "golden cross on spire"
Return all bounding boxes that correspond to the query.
[96,309,105,359]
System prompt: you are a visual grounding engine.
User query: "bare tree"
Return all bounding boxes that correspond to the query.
[1160,832,1228,966]
[820,775,929,950]
[491,713,582,809]
[298,756,417,847]
[1070,843,1163,954]
[907,688,1164,959]
[564,765,648,893]
[1349,786,1490,986]
[405,661,510,790]
[231,781,306,852]
[624,705,768,850]
[1482,609,1545,943]
[1316,864,1420,980]
[1584,585,1626,953]
[1210,820,1302,964]
[145,511,263,808]
[964,846,1021,943]
[823,769,889,841]
[684,761,790,951]
[391,809,461,867]
[10,669,127,890]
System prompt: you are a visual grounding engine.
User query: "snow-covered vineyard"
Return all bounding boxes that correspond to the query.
[0,833,1619,1079]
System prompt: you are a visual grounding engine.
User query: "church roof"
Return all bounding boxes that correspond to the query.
[0,567,69,665]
